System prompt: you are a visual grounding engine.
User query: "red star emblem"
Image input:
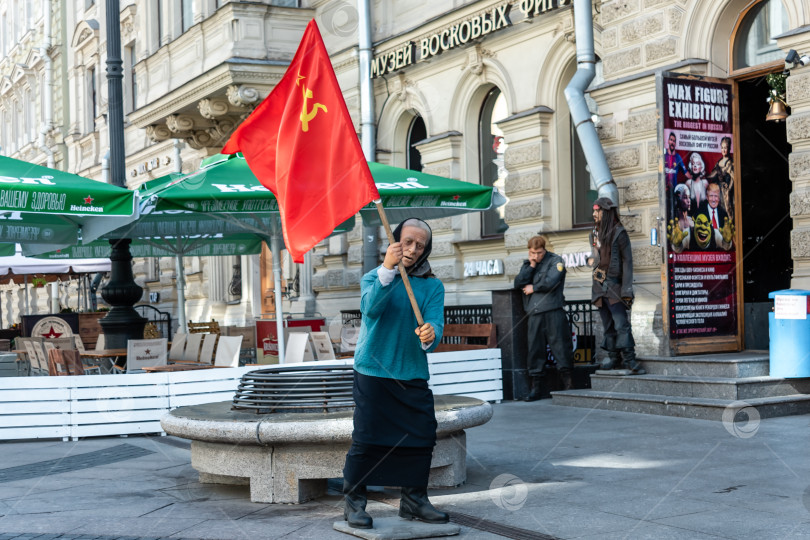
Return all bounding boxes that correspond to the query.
[453,195,460,200]
[84,195,94,204]
[43,326,63,339]
[145,349,151,354]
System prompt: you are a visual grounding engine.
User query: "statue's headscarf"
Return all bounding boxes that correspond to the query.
[392,218,434,278]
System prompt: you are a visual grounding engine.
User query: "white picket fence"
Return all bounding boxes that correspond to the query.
[0,350,502,441]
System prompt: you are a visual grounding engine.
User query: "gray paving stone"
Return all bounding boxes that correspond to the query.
[333,517,460,539]
[575,521,729,539]
[653,506,806,539]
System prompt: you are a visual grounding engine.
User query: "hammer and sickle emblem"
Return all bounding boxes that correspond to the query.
[299,82,327,132]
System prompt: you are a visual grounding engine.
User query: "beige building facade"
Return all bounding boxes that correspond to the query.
[2,0,810,355]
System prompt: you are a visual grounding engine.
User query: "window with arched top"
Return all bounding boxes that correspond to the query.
[479,88,508,237]
[406,116,426,172]
[734,0,789,69]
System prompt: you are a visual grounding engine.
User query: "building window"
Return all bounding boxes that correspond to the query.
[734,0,788,69]
[1,109,7,153]
[181,0,194,32]
[87,67,97,132]
[407,116,426,172]
[228,258,242,302]
[147,257,160,282]
[125,44,137,113]
[13,1,21,41]
[13,100,21,152]
[25,0,32,30]
[155,0,163,47]
[25,89,35,143]
[479,88,508,237]
[571,120,596,226]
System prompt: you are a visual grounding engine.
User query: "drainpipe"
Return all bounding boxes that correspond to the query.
[38,0,54,168]
[564,0,618,204]
[358,0,379,273]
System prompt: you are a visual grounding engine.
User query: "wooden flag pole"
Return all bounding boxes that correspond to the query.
[375,201,425,326]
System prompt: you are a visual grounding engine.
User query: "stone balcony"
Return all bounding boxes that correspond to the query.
[128,2,312,151]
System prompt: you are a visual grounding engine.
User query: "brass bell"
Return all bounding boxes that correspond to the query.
[766,99,789,122]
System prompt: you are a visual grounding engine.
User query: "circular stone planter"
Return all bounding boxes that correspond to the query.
[161,395,493,503]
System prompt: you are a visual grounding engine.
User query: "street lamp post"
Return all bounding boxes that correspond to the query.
[98,0,146,349]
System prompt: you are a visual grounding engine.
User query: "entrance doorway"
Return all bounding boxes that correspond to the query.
[737,77,792,349]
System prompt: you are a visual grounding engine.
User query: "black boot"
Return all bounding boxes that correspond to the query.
[399,486,449,524]
[343,480,373,529]
[620,348,645,375]
[599,351,622,370]
[524,375,550,401]
[559,370,573,391]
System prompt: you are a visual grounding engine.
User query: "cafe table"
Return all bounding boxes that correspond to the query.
[80,349,127,373]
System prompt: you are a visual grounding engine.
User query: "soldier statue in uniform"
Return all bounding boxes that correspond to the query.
[514,235,574,401]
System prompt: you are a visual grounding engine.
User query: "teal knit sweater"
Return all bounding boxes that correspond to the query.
[353,267,445,381]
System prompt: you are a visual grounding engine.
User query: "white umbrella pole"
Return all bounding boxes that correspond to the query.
[271,234,285,364]
[175,255,187,334]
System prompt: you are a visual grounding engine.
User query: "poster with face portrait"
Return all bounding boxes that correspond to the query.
[662,75,739,343]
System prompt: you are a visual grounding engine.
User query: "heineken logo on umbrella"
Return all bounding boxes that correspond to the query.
[70,194,104,213]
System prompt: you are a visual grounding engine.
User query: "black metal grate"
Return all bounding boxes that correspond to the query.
[232,365,355,414]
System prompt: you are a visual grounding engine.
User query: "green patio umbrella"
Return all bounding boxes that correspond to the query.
[135,155,505,228]
[33,235,263,260]
[361,161,507,225]
[97,154,503,360]
[0,155,137,254]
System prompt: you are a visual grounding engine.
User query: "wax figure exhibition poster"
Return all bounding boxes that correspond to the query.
[662,75,738,340]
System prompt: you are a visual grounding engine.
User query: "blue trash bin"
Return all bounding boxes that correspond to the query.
[768,289,810,378]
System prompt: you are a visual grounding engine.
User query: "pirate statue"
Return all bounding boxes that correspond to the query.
[589,197,644,374]
[667,212,734,253]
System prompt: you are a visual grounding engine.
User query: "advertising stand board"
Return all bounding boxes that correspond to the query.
[659,72,744,354]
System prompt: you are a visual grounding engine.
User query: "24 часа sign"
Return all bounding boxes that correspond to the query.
[662,75,738,341]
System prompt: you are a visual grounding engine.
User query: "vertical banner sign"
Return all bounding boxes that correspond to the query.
[662,76,738,340]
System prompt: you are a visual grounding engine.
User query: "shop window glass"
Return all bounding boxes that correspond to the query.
[407,116,426,172]
[479,88,508,237]
[734,0,788,69]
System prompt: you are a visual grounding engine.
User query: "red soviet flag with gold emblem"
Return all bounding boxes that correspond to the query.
[221,20,379,263]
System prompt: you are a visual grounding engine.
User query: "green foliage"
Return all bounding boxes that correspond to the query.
[766,72,788,99]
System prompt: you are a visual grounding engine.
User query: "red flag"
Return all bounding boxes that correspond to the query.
[222,20,379,263]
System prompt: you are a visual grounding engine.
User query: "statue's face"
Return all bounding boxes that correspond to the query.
[694,214,712,249]
[668,134,676,152]
[721,140,729,156]
[690,157,703,175]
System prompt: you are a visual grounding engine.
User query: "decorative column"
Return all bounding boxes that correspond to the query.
[98,0,146,349]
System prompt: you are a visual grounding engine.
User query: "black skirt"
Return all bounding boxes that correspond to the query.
[343,371,437,487]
